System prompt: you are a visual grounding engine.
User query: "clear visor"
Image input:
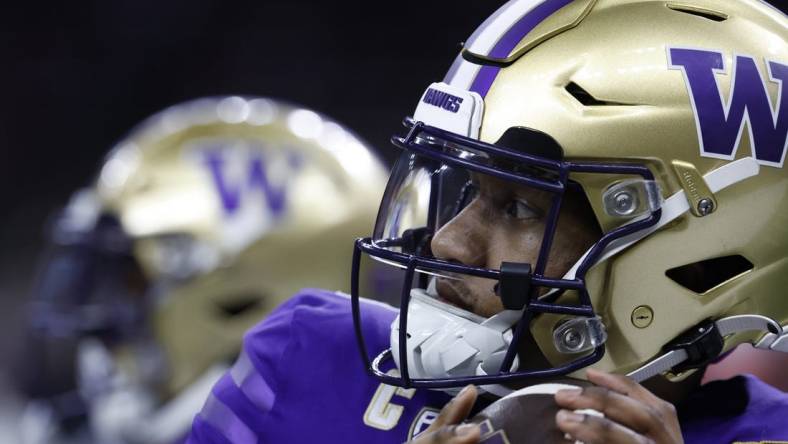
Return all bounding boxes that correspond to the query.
[372,148,568,274]
[369,142,603,319]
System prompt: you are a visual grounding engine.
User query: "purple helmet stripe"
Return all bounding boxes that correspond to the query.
[469,0,574,97]
[488,0,573,59]
[470,65,502,98]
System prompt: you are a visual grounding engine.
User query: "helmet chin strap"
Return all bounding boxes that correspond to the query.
[627,315,786,382]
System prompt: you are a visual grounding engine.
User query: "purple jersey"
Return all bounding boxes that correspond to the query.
[186,288,788,443]
[186,289,451,443]
[680,373,788,443]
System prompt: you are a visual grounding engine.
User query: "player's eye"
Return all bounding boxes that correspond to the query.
[505,199,542,220]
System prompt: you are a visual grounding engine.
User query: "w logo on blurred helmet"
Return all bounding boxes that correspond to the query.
[199,143,302,252]
[201,144,301,218]
[669,47,788,167]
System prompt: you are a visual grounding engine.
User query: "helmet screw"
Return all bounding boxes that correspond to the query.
[562,328,584,351]
[697,198,714,216]
[613,191,637,216]
[631,305,654,329]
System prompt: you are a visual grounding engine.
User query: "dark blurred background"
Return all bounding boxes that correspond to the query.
[1,0,787,437]
[0,2,502,436]
[0,0,502,375]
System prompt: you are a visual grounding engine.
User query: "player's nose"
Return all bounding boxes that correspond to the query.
[430,200,487,268]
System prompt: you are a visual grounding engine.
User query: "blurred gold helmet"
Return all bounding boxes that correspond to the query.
[30,96,387,441]
[351,0,788,392]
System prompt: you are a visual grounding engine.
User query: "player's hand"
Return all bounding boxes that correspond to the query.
[409,385,481,444]
[554,368,684,444]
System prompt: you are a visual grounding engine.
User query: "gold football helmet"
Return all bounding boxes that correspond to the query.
[351,0,788,393]
[29,96,387,442]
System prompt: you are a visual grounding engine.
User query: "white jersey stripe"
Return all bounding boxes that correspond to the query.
[199,394,256,443]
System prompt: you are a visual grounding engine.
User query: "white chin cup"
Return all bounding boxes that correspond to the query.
[391,289,520,381]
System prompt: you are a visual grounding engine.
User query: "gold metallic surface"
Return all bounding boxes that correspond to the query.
[671,160,717,217]
[474,0,788,378]
[97,97,388,395]
[631,305,654,329]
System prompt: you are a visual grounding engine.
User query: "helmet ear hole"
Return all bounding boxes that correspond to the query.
[665,255,754,294]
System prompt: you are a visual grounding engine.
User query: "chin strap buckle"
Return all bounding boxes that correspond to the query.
[495,262,532,310]
[627,315,784,382]
[663,320,723,373]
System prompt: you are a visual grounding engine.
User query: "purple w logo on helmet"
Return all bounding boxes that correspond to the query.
[669,47,788,168]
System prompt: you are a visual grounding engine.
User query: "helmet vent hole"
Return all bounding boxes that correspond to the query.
[564,82,633,107]
[666,3,728,22]
[216,296,263,318]
[665,255,753,294]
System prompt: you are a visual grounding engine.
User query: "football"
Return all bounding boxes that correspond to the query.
[466,381,599,444]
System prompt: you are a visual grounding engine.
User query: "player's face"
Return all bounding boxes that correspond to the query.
[430,173,599,318]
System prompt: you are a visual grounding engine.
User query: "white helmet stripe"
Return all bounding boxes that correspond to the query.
[444,0,573,97]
